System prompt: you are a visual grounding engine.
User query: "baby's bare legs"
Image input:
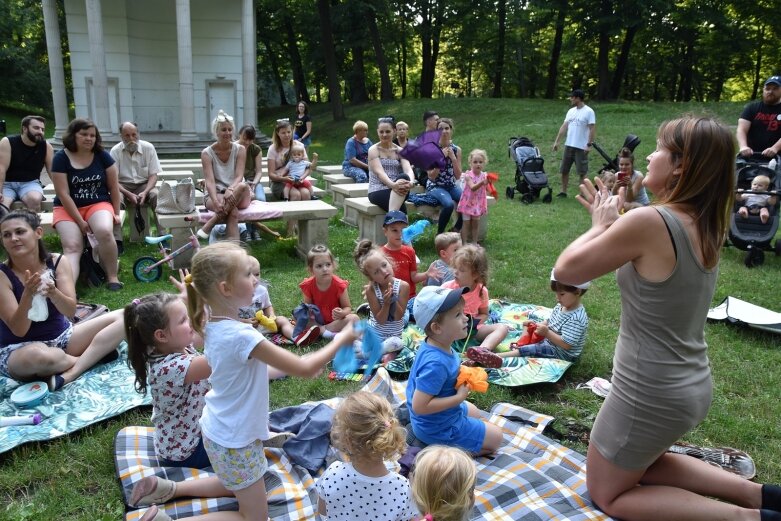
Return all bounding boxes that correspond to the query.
[760,207,770,223]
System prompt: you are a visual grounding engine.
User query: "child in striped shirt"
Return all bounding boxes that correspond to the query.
[353,239,410,358]
[498,269,589,362]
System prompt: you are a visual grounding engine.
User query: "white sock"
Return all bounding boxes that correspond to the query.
[322,330,335,339]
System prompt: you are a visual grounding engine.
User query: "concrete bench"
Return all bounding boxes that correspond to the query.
[156,200,338,267]
[333,183,369,219]
[315,164,343,176]
[344,196,495,244]
[322,173,354,194]
[159,160,269,178]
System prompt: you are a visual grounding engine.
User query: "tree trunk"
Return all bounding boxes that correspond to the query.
[419,0,434,98]
[677,36,695,102]
[367,6,393,100]
[751,26,764,100]
[283,14,309,102]
[260,36,289,105]
[610,25,638,100]
[491,0,506,98]
[596,29,611,100]
[545,8,565,99]
[350,44,369,103]
[316,0,344,120]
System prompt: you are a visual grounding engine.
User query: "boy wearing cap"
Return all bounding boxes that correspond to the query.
[737,75,781,163]
[406,286,503,455]
[552,89,596,197]
[474,270,589,366]
[381,210,436,298]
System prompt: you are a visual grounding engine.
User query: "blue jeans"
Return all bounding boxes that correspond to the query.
[253,183,267,202]
[427,185,463,233]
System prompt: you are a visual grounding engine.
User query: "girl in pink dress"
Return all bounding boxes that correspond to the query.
[457,149,489,244]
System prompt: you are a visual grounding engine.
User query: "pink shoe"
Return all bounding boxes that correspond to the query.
[466,347,503,368]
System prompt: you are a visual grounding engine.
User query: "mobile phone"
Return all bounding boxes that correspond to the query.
[617,171,629,182]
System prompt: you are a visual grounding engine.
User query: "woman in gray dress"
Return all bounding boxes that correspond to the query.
[555,116,781,521]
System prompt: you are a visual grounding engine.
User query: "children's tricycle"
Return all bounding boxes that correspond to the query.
[133,231,200,282]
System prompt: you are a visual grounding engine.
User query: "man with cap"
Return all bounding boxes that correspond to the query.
[0,115,53,212]
[737,75,781,164]
[552,89,596,198]
[406,285,503,455]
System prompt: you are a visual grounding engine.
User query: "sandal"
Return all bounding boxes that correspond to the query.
[139,505,173,521]
[466,347,503,369]
[106,281,124,292]
[130,476,177,507]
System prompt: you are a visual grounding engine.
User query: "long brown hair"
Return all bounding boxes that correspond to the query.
[656,116,735,269]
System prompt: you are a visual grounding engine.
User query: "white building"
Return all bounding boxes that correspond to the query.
[43,0,257,148]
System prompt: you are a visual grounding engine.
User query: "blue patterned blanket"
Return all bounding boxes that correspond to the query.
[0,342,151,454]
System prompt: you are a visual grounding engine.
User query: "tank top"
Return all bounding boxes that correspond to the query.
[368,157,404,193]
[205,142,240,190]
[0,256,70,346]
[7,135,46,183]
[612,206,716,395]
[368,278,404,340]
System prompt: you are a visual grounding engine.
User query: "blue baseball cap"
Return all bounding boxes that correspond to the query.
[413,286,468,331]
[383,210,408,226]
[765,76,781,87]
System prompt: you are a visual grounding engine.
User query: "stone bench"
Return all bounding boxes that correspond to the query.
[322,173,354,194]
[156,200,338,267]
[333,183,369,220]
[315,164,343,175]
[344,196,495,244]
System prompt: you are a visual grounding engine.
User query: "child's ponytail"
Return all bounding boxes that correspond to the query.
[331,391,407,462]
[124,293,180,394]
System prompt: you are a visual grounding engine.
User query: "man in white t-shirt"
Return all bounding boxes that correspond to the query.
[552,89,596,197]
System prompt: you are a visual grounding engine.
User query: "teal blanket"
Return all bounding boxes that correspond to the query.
[0,342,151,454]
[386,300,573,387]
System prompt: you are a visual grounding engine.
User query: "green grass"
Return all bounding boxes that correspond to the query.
[2,98,780,520]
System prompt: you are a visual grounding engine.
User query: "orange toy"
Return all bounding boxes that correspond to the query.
[514,322,545,347]
[486,172,500,199]
[456,365,489,393]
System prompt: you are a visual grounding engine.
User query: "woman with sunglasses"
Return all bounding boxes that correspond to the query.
[198,110,251,241]
[367,117,414,213]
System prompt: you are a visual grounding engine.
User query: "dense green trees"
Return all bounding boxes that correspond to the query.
[262,0,778,111]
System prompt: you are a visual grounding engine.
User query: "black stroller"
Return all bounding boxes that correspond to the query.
[592,134,642,174]
[728,154,781,267]
[506,137,552,204]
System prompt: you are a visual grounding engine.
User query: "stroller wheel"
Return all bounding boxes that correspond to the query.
[744,249,764,268]
[506,187,515,199]
[542,190,552,204]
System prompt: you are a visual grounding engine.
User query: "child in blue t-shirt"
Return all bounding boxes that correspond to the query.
[406,286,503,455]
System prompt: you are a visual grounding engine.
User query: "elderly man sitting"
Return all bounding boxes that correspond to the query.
[109,121,162,239]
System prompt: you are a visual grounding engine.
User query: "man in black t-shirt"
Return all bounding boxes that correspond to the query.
[737,75,781,162]
[0,115,53,212]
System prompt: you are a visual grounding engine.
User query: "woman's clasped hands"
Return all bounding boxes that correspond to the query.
[576,177,625,228]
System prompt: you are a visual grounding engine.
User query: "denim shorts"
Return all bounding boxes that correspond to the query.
[0,324,74,378]
[2,181,43,202]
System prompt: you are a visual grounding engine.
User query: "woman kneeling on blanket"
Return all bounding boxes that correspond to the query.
[0,210,125,392]
[556,116,781,521]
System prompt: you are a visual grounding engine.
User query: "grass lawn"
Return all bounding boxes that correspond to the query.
[1,98,780,520]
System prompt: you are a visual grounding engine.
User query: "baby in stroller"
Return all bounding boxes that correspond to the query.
[736,174,778,224]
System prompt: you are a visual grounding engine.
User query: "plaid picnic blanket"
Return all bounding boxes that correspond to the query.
[387,300,573,387]
[116,368,611,520]
[0,341,150,454]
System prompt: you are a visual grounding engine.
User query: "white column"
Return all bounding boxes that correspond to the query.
[85,0,112,135]
[42,0,69,137]
[176,0,197,137]
[241,0,257,127]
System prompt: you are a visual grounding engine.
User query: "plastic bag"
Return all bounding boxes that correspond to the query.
[28,269,54,322]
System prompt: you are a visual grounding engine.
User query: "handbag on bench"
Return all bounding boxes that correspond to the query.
[156,178,196,214]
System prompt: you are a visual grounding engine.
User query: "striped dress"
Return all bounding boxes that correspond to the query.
[368,278,404,341]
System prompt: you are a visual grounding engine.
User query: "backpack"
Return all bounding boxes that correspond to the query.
[79,243,106,288]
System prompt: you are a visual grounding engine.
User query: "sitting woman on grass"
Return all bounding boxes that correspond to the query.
[0,210,125,392]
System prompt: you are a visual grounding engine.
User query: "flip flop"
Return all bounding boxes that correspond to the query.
[667,442,756,480]
[130,476,177,507]
[466,347,503,369]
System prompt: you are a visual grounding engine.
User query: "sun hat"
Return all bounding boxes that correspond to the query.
[550,268,591,289]
[413,286,469,331]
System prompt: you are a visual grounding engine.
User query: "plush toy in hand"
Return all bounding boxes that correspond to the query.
[515,321,545,346]
[456,365,489,393]
[255,310,278,333]
[402,219,430,244]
